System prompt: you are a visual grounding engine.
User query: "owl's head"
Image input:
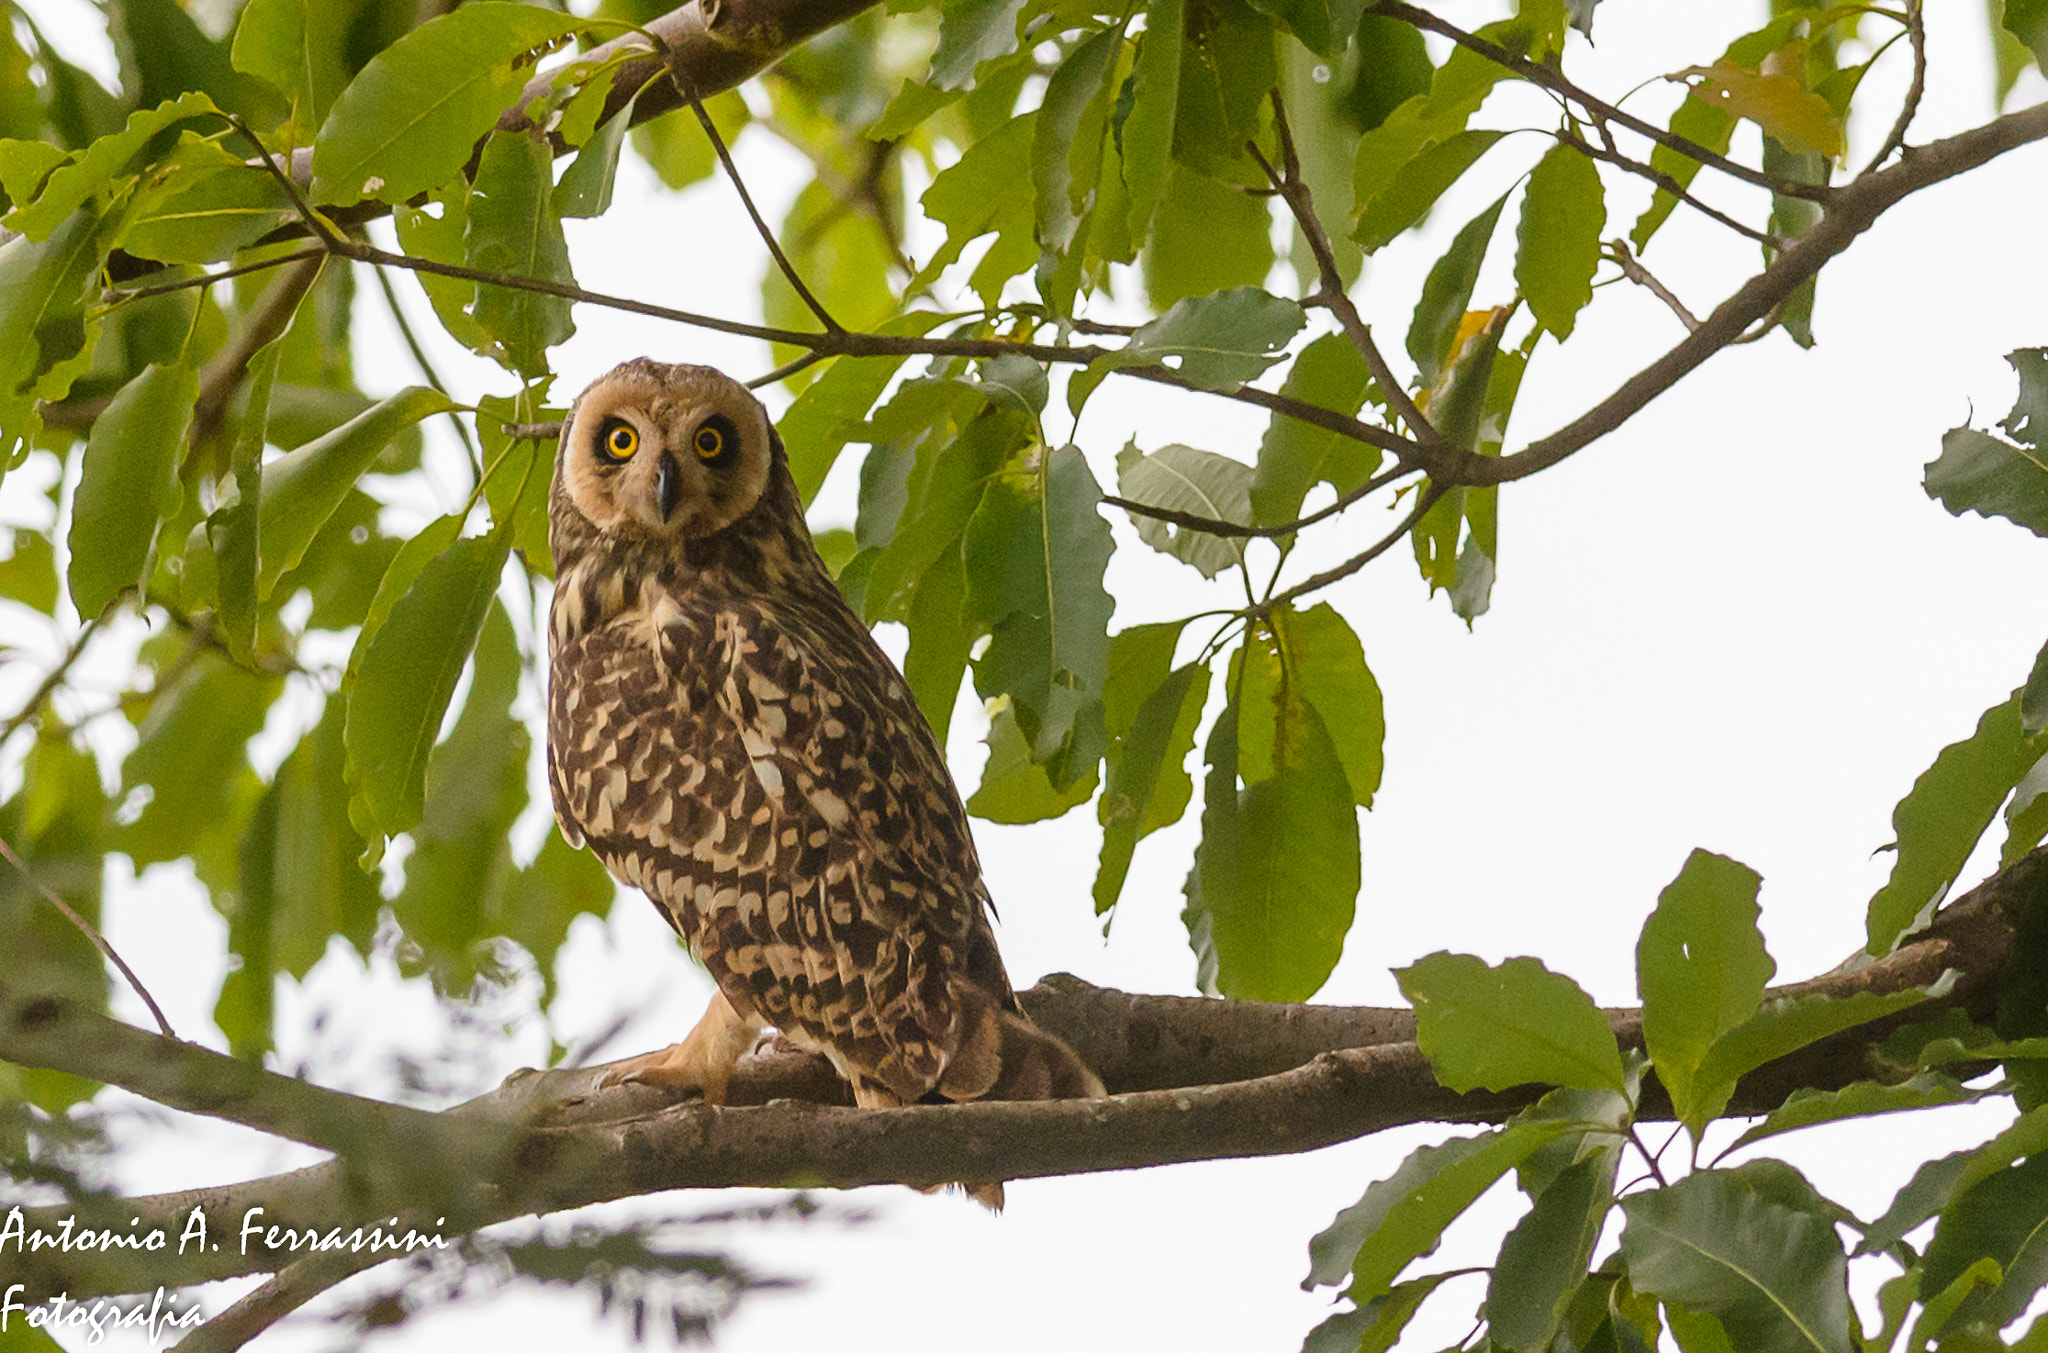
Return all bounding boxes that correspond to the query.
[552,359,779,542]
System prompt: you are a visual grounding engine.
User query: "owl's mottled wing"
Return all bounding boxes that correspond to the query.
[548,588,1001,1103]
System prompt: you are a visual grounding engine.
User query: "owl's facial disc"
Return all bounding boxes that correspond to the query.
[559,363,774,540]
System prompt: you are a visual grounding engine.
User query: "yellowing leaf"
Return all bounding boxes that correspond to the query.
[1679,61,1843,159]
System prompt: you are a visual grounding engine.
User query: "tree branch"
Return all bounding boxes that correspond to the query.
[1861,0,1927,176]
[12,843,2033,1305]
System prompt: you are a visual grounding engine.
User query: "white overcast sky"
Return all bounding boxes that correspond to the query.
[6,1,2048,1349]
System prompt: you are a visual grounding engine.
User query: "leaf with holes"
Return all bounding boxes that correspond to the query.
[1636,850,1773,1127]
[1072,287,1305,413]
[1115,441,1252,579]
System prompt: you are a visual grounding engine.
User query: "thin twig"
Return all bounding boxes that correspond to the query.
[1557,128,1780,247]
[223,112,341,249]
[1603,239,1700,332]
[0,617,101,747]
[98,247,327,306]
[1256,97,1442,450]
[1260,484,1446,613]
[1367,0,1832,202]
[675,77,841,333]
[0,833,175,1039]
[747,348,829,389]
[1861,0,1926,175]
[370,263,482,475]
[1626,1123,1671,1187]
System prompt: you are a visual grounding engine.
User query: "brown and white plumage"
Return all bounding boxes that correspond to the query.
[544,360,1100,1181]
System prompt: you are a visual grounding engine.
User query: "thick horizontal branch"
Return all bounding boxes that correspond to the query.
[6,848,2041,1304]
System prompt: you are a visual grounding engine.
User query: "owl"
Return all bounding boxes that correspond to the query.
[545,359,1103,1185]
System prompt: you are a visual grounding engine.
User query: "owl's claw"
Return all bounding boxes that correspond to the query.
[593,992,765,1106]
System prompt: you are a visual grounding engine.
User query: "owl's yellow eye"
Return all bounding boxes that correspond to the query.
[693,425,723,460]
[601,422,639,461]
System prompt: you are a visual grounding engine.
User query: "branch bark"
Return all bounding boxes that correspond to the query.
[6,847,2041,1305]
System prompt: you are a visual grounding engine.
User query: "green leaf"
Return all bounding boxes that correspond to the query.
[349,513,465,686]
[1636,850,1774,1127]
[1920,1152,2048,1329]
[1353,129,1507,253]
[1250,333,1378,529]
[974,353,1048,417]
[1121,0,1182,245]
[1721,1072,1972,1155]
[555,92,636,219]
[1115,441,1253,579]
[1302,1272,1462,1353]
[258,385,455,597]
[66,362,198,617]
[395,601,529,989]
[2007,748,2048,866]
[1407,191,1507,389]
[1243,603,1384,807]
[208,341,282,663]
[1141,162,1276,311]
[1397,952,1628,1095]
[1352,42,1508,230]
[968,700,1099,824]
[120,139,295,264]
[1927,427,2048,537]
[967,444,1116,774]
[499,831,616,1003]
[931,0,1026,90]
[1488,1150,1619,1352]
[1686,985,1939,1128]
[1305,1122,1572,1299]
[309,3,583,207]
[1866,691,2046,954]
[1073,287,1305,414]
[1515,143,1605,341]
[1862,1106,2048,1255]
[0,529,58,614]
[1170,1,1274,181]
[1279,42,1361,290]
[903,547,972,747]
[0,208,118,458]
[1246,0,1365,59]
[5,91,220,241]
[344,529,511,856]
[395,183,495,354]
[2009,0,2048,71]
[763,179,898,376]
[777,314,944,503]
[1632,95,1735,253]
[466,129,575,379]
[1096,655,1208,915]
[231,0,350,141]
[1679,62,1843,159]
[117,654,280,870]
[628,87,748,192]
[1343,16,1434,135]
[1184,689,1359,1002]
[1621,1171,1853,1353]
[1032,26,1120,280]
[917,111,1037,308]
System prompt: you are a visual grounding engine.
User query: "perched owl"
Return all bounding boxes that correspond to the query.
[545,360,1103,1177]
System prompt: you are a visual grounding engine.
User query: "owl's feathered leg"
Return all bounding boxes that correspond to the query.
[597,990,766,1104]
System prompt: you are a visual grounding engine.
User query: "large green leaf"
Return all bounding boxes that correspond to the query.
[117,654,281,871]
[1073,287,1305,413]
[1031,26,1120,301]
[1685,985,1937,1129]
[1866,690,2046,954]
[1862,1106,2048,1255]
[207,340,283,662]
[1397,952,1628,1095]
[777,319,942,503]
[1920,1151,2048,1328]
[1184,690,1359,1001]
[394,182,494,354]
[0,208,118,458]
[1352,40,1509,231]
[1926,349,2048,536]
[1620,1171,1853,1353]
[258,385,455,596]
[1636,850,1773,1127]
[466,129,575,379]
[66,362,199,617]
[1237,603,1384,807]
[231,0,350,141]
[930,0,1027,90]
[1115,441,1253,579]
[1096,652,1208,915]
[1142,162,1275,311]
[1515,143,1605,341]
[1170,0,1274,181]
[1488,1150,1619,1352]
[1250,333,1378,529]
[1722,1072,1972,1155]
[968,701,1100,824]
[1408,192,1507,389]
[1353,128,1507,253]
[309,4,583,207]
[903,548,972,747]
[1302,1272,1462,1353]
[763,179,899,375]
[1305,1122,1571,1300]
[4,91,220,241]
[917,112,1037,308]
[1632,95,1735,253]
[394,602,529,989]
[967,444,1116,777]
[1246,0,1365,59]
[1120,0,1182,245]
[120,137,295,264]
[344,529,512,858]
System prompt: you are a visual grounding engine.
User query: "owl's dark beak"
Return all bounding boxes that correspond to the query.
[655,453,682,522]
